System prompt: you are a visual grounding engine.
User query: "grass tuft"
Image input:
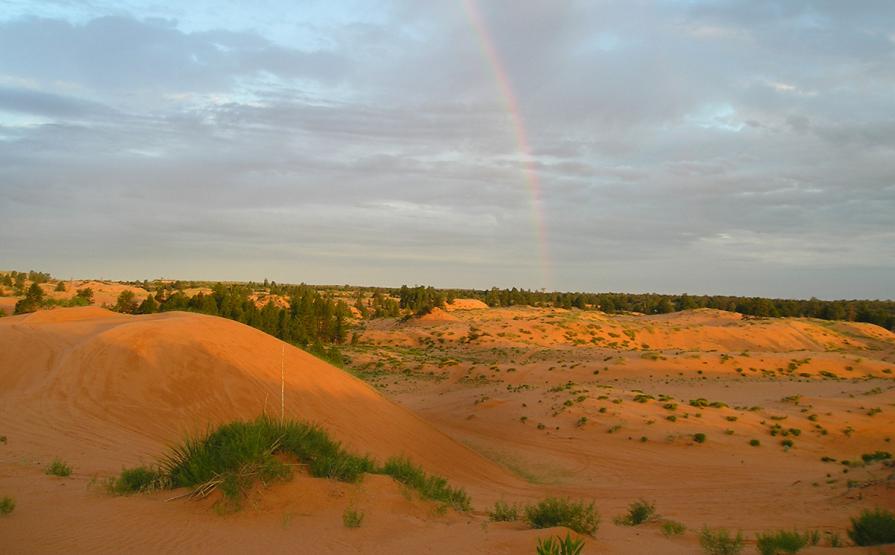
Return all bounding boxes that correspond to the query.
[110,466,168,495]
[45,458,72,477]
[489,500,519,521]
[114,416,470,513]
[0,496,14,515]
[342,506,364,528]
[848,508,895,546]
[536,532,585,555]
[661,520,686,536]
[755,530,808,554]
[615,499,656,526]
[381,456,470,511]
[700,526,744,555]
[525,497,600,536]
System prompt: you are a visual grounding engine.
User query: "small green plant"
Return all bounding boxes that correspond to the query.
[861,451,892,463]
[382,456,470,511]
[749,439,761,447]
[848,508,895,546]
[342,507,364,528]
[700,527,744,555]
[780,439,793,448]
[755,530,808,554]
[535,532,585,555]
[0,496,14,515]
[661,520,686,536]
[616,499,656,526]
[489,500,519,522]
[525,497,600,536]
[110,466,167,494]
[45,458,72,477]
[694,433,707,444]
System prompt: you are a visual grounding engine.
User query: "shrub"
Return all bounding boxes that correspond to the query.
[46,458,72,477]
[616,499,656,526]
[700,527,744,555]
[848,508,895,546]
[755,530,808,555]
[489,500,519,521]
[662,520,686,536]
[382,456,470,512]
[780,439,794,448]
[525,497,600,536]
[0,496,13,515]
[342,507,364,528]
[110,466,167,494]
[861,451,892,463]
[749,439,760,447]
[162,417,373,488]
[535,532,585,555]
[694,433,707,444]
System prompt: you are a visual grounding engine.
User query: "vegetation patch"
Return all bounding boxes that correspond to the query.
[661,520,686,536]
[755,530,810,555]
[525,497,600,536]
[0,496,14,516]
[535,532,585,555]
[700,527,744,555]
[489,500,519,521]
[113,416,470,513]
[342,507,364,528]
[848,508,895,546]
[45,458,72,477]
[615,499,656,526]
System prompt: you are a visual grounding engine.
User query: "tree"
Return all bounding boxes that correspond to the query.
[76,288,95,303]
[137,294,159,314]
[114,290,138,314]
[55,281,67,292]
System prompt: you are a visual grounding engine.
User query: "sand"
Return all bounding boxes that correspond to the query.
[1,304,894,553]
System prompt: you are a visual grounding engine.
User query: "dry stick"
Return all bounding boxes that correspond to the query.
[280,344,285,424]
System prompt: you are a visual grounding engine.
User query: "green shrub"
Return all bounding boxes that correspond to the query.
[342,507,364,528]
[535,532,585,555]
[45,458,72,477]
[110,466,167,494]
[0,496,14,515]
[848,508,895,546]
[489,500,519,521]
[381,456,470,511]
[694,433,707,444]
[755,530,808,554]
[616,499,656,526]
[749,439,760,447]
[162,417,372,489]
[780,439,793,448]
[700,527,744,555]
[861,451,892,463]
[117,416,471,513]
[525,497,600,536]
[661,520,686,536]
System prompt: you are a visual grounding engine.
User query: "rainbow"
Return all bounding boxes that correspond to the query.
[462,0,552,290]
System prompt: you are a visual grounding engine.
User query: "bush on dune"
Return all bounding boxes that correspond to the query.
[848,508,895,546]
[113,416,471,513]
[525,497,600,536]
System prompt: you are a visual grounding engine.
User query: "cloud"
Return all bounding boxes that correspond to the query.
[0,2,893,298]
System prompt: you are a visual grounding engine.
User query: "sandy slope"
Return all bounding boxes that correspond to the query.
[2,305,894,553]
[0,308,534,553]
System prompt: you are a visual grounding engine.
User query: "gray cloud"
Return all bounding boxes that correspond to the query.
[0,2,893,298]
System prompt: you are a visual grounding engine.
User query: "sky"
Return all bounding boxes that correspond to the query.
[1,1,893,299]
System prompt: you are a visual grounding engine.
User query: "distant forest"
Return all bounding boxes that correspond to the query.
[3,271,894,336]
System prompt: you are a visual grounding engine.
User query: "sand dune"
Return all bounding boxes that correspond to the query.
[0,307,512,485]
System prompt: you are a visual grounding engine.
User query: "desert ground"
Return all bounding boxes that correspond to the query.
[1,283,894,553]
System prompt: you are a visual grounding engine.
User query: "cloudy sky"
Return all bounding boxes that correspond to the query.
[1,1,893,299]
